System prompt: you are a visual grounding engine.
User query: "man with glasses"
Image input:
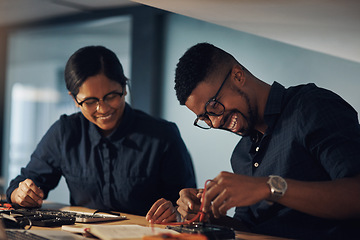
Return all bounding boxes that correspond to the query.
[148,43,360,239]
[6,46,196,217]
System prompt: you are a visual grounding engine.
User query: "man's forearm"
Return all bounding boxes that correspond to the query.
[278,175,360,219]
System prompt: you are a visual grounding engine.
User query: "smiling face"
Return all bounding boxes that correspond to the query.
[185,69,258,136]
[73,73,127,136]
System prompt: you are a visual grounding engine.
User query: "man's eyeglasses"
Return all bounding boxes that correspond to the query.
[74,90,124,112]
[194,70,231,129]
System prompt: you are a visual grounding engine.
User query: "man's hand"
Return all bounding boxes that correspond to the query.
[176,188,203,221]
[146,198,177,223]
[10,179,44,207]
[202,172,268,218]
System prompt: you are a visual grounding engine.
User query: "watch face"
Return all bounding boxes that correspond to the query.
[272,176,286,191]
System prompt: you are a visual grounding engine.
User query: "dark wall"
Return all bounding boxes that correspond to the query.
[0,30,7,178]
[130,7,165,117]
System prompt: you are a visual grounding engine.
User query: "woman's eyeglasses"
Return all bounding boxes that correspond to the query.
[74,90,124,112]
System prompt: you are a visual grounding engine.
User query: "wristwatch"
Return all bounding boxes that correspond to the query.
[267,175,287,202]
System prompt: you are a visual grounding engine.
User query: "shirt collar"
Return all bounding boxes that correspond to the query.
[263,81,286,131]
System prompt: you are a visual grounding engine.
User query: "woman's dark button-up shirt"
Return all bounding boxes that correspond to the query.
[7,103,196,216]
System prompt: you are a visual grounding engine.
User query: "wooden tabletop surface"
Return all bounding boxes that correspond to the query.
[27,203,291,240]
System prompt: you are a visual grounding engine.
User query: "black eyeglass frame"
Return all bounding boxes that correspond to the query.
[194,70,232,129]
[74,90,125,110]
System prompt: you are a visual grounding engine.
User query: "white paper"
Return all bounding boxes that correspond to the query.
[88,224,179,240]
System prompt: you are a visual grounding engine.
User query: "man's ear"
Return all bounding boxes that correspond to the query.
[233,65,246,86]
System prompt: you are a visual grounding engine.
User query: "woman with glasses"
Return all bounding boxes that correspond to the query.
[6,46,196,216]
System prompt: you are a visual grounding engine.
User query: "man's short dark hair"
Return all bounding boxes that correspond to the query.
[174,42,232,105]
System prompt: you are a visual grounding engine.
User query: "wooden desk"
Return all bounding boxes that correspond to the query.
[30,204,290,240]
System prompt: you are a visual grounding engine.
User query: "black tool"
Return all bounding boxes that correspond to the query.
[166,222,235,240]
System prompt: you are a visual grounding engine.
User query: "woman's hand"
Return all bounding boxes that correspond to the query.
[10,179,44,207]
[146,198,178,223]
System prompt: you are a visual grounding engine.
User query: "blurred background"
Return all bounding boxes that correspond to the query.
[1,0,360,217]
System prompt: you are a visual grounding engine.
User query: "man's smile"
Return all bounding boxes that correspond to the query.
[228,113,238,132]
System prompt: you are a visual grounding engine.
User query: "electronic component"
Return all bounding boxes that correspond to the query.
[166,222,235,240]
[1,209,75,227]
[1,208,126,227]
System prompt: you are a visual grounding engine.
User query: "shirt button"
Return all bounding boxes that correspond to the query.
[255,147,260,152]
[254,162,259,168]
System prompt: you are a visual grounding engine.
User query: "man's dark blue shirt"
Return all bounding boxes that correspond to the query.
[231,82,360,239]
[7,103,196,216]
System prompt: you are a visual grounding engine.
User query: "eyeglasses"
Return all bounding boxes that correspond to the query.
[74,90,124,112]
[194,70,231,129]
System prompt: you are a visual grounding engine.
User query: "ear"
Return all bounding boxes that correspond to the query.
[69,92,80,107]
[232,65,246,86]
[123,86,128,97]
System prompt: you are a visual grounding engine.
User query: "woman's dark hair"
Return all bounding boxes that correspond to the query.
[65,45,128,96]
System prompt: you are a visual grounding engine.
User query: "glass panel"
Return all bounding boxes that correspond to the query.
[3,16,132,204]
